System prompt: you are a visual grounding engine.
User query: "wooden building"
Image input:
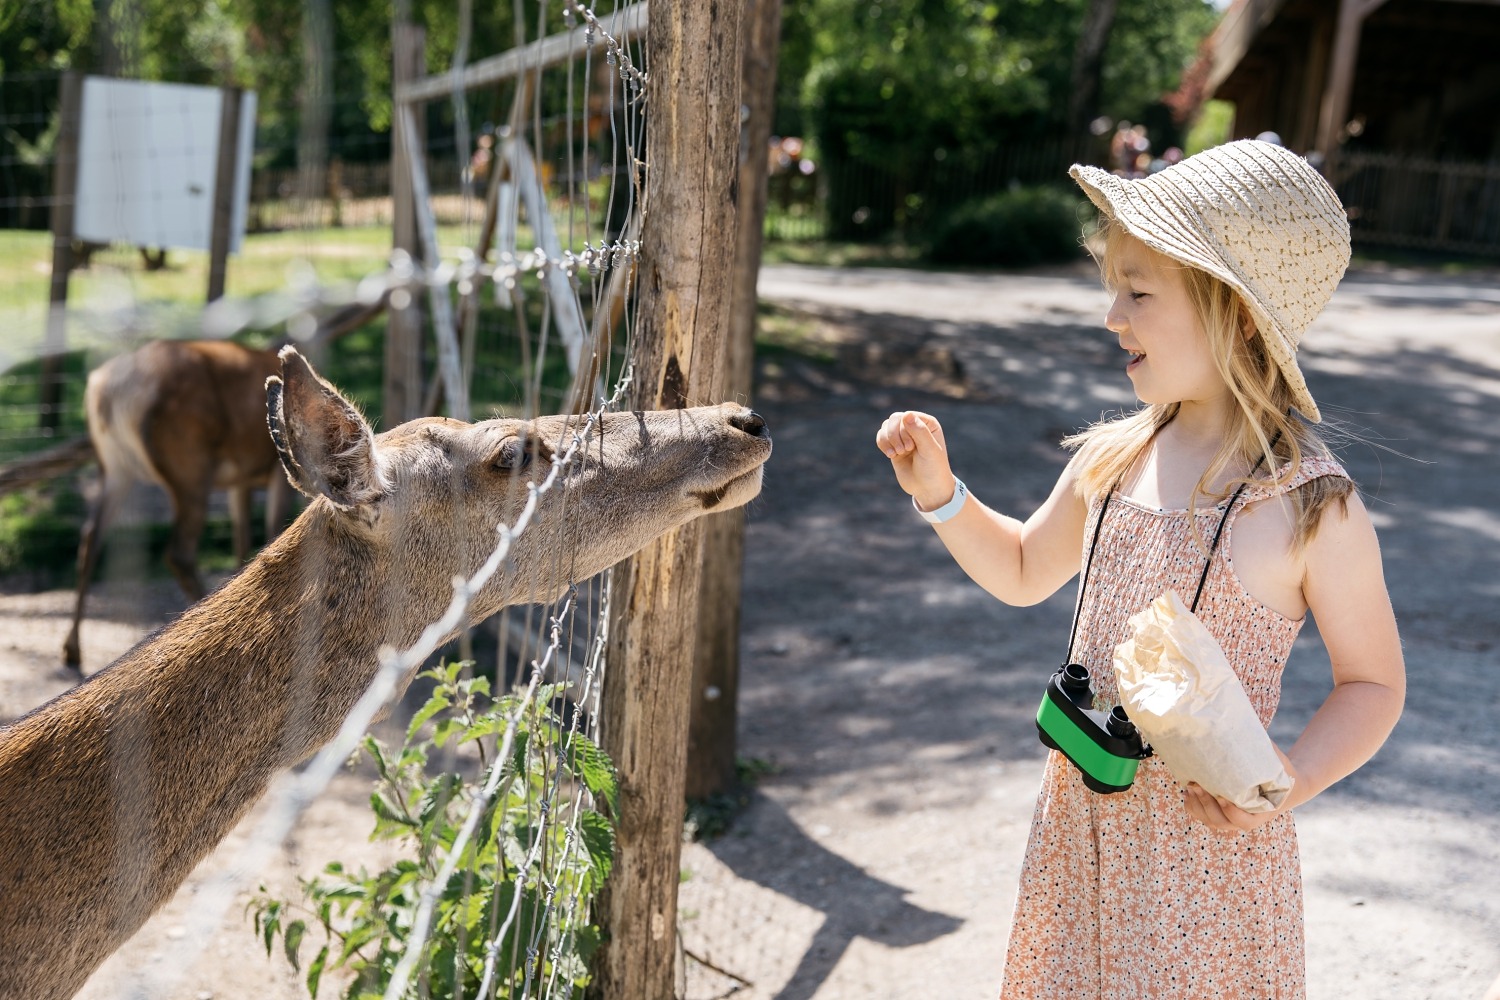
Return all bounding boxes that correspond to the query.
[1197,0,1500,255]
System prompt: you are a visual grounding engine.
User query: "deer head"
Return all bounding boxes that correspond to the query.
[266,346,771,633]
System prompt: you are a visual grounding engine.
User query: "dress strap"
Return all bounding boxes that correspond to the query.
[1232,456,1352,508]
[1062,485,1115,666]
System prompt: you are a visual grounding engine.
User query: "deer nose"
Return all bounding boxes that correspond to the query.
[731,410,769,438]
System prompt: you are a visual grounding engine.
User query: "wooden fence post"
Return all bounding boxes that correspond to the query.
[42,71,83,433]
[685,0,784,801]
[206,86,243,303]
[386,21,426,426]
[595,0,745,995]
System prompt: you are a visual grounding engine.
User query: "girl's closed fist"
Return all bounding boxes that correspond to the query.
[876,411,956,511]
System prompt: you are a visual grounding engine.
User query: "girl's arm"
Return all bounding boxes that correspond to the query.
[875,410,1087,607]
[1186,491,1406,832]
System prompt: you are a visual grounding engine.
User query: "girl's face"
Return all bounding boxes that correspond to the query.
[1104,236,1230,413]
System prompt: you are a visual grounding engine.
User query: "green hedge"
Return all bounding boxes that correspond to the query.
[925,186,1090,268]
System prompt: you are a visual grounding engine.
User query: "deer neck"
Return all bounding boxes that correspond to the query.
[0,503,465,998]
[129,503,450,765]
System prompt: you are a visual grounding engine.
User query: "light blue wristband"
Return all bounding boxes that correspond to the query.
[915,478,968,523]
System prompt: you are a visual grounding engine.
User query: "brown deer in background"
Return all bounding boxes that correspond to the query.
[0,347,772,999]
[63,339,294,669]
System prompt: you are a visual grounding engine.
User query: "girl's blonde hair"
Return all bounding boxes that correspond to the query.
[1065,221,1351,550]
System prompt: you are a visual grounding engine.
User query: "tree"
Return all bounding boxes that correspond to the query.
[786,0,1219,237]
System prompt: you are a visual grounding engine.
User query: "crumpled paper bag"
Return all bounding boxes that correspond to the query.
[1112,590,1293,814]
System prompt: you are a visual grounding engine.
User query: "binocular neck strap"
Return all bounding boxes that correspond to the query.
[1063,437,1279,665]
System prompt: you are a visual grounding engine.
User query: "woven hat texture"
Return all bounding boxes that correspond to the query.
[1070,139,1350,422]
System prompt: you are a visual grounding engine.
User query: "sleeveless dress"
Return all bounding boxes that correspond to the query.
[998,457,1351,1000]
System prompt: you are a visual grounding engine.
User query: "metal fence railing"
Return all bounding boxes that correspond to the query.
[1337,151,1500,257]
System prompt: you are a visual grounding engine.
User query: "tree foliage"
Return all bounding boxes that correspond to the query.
[0,0,547,223]
[775,0,1217,237]
[783,0,1217,153]
[1,0,1220,231]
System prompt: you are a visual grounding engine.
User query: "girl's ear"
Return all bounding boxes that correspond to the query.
[1238,302,1258,342]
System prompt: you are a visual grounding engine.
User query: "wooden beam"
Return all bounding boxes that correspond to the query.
[1316,0,1390,174]
[394,3,648,107]
[1292,12,1333,152]
[685,0,783,802]
[1204,0,1293,97]
[595,0,744,994]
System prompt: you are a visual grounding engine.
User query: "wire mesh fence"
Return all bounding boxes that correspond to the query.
[0,3,722,998]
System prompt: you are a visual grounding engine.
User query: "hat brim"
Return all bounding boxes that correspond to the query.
[1070,163,1322,423]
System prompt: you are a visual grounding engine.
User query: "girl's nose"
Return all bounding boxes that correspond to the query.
[1104,292,1129,334]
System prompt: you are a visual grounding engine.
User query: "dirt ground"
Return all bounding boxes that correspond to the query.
[4,259,1499,999]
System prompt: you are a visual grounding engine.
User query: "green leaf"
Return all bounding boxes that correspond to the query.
[432,717,465,748]
[406,691,450,741]
[362,735,392,784]
[578,811,616,889]
[260,900,281,955]
[417,772,464,830]
[509,729,530,776]
[369,791,415,831]
[282,919,306,972]
[306,944,328,998]
[337,918,384,965]
[562,731,619,817]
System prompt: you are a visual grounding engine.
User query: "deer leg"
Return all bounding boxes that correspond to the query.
[162,480,211,603]
[228,485,252,565]
[63,476,125,669]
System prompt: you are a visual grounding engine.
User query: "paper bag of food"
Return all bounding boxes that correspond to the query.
[1112,590,1292,813]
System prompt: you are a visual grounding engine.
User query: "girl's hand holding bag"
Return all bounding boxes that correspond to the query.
[1112,589,1293,813]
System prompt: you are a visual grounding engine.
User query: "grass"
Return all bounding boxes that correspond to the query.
[0,226,486,362]
[761,237,927,269]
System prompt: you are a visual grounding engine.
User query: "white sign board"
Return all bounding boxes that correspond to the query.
[73,77,257,253]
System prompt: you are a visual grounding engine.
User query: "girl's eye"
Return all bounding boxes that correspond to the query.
[1129,291,1149,301]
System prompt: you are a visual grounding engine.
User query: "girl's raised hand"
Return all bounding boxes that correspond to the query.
[876,410,957,511]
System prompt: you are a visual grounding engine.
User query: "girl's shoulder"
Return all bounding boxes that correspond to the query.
[1238,454,1353,506]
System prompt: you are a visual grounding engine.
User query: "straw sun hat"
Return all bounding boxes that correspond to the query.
[1070,139,1351,423]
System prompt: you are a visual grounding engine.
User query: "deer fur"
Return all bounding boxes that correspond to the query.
[64,339,295,669]
[0,347,771,999]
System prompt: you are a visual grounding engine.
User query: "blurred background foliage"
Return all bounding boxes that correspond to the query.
[3,0,1223,248]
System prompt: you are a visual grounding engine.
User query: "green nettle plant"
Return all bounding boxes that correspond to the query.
[251,661,618,999]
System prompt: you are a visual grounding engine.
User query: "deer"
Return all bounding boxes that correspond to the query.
[0,346,772,1000]
[63,338,295,670]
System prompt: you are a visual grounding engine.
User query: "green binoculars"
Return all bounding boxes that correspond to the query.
[1035,662,1152,793]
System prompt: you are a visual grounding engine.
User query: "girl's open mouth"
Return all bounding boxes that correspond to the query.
[1126,351,1145,373]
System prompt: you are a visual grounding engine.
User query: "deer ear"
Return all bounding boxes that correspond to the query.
[266,347,388,509]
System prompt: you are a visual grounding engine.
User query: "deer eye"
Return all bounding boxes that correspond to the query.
[492,436,535,472]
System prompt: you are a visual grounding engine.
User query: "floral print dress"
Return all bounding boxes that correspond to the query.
[998,458,1351,1000]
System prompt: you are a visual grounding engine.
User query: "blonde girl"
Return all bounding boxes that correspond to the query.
[875,140,1404,999]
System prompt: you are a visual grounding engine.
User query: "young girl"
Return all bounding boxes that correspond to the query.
[875,140,1405,999]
